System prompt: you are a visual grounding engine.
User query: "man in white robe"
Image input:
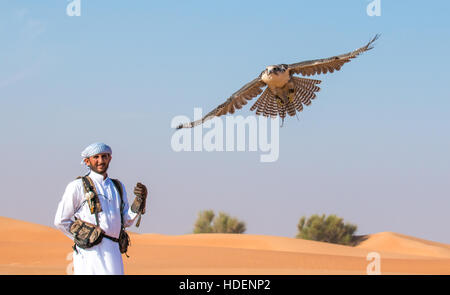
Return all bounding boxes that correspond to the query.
[54,142,148,275]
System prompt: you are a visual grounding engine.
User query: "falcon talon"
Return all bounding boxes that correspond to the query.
[276,98,284,107]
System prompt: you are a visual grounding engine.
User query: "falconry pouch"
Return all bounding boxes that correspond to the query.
[118,228,130,255]
[70,219,104,249]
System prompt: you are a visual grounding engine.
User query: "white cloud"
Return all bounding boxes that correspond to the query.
[0,68,32,90]
[23,18,46,40]
[12,8,46,40]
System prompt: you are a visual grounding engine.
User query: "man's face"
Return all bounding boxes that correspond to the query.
[84,153,112,175]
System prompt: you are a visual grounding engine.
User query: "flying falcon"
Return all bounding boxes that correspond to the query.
[176,35,379,129]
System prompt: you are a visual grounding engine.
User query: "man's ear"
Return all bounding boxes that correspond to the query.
[83,158,90,166]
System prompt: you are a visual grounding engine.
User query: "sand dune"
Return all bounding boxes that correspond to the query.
[357,232,450,259]
[1,216,449,275]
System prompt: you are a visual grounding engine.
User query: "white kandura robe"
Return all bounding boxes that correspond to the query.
[54,170,139,275]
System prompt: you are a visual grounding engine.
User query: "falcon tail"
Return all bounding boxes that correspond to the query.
[290,77,321,111]
[250,77,321,122]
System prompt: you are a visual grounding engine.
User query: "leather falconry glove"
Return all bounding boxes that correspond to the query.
[131,182,148,227]
[131,182,147,213]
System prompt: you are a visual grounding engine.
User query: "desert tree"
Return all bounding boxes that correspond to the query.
[193,209,215,233]
[296,214,358,246]
[193,210,246,234]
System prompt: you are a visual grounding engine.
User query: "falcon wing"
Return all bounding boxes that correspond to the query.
[176,77,266,129]
[288,34,379,76]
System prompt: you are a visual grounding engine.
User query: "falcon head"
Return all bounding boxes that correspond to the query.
[266,64,288,75]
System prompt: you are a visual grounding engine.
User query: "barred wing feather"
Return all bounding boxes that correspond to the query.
[288,34,379,77]
[176,77,266,129]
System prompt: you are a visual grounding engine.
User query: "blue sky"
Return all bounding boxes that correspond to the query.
[1,1,449,243]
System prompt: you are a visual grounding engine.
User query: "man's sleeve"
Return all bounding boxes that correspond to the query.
[54,181,83,240]
[120,183,140,228]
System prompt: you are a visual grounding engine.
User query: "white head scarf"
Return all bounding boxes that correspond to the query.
[81,142,112,164]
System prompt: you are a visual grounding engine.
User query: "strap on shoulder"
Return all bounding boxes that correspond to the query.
[111,179,123,201]
[79,176,101,225]
[111,179,124,227]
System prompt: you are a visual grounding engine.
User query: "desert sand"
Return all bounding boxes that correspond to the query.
[0,216,449,275]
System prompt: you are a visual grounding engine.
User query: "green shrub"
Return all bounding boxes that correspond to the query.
[194,210,246,234]
[296,214,358,246]
[193,209,215,233]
